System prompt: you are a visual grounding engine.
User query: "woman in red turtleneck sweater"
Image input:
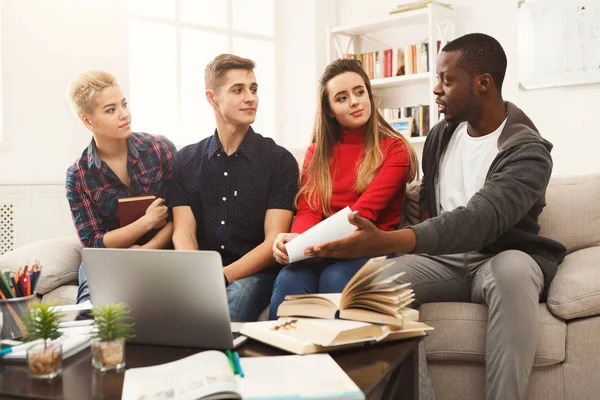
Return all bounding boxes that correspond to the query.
[269,59,418,320]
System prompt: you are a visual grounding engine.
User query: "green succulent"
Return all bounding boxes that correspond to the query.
[22,302,62,347]
[91,303,135,342]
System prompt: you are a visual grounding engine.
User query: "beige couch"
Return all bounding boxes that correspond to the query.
[1,174,599,399]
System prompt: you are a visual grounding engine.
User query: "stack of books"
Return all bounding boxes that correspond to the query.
[242,256,433,354]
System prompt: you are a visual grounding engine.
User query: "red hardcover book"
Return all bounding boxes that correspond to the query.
[117,195,157,245]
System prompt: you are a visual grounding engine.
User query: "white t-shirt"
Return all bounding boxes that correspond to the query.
[439,118,507,213]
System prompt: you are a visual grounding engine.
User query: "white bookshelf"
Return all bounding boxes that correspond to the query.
[370,72,429,89]
[327,3,455,144]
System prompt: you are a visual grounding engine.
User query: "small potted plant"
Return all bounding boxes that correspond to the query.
[22,302,63,379]
[90,303,134,371]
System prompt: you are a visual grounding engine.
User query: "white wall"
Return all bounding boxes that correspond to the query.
[0,0,129,184]
[336,0,600,177]
[0,0,331,245]
[0,0,330,184]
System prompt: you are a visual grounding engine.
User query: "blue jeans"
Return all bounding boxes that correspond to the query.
[269,255,379,320]
[77,261,90,304]
[227,269,278,322]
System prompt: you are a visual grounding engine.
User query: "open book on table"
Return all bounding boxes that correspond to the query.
[122,351,365,400]
[277,256,418,326]
[241,317,432,355]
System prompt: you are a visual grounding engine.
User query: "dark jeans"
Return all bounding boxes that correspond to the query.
[269,255,381,320]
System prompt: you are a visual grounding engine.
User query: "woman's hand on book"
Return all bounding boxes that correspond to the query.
[144,197,168,230]
[273,233,298,265]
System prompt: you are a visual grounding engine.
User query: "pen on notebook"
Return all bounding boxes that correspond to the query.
[0,340,43,357]
[232,351,244,378]
[225,349,238,375]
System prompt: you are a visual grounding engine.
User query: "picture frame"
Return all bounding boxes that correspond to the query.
[388,117,414,138]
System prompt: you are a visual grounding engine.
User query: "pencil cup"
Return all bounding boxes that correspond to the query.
[0,294,37,340]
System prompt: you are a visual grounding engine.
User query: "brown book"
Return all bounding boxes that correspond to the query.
[277,256,419,327]
[117,195,157,245]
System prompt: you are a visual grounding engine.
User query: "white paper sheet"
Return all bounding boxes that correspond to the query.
[285,206,357,263]
[237,353,364,400]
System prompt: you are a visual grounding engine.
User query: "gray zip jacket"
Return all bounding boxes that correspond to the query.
[410,101,566,298]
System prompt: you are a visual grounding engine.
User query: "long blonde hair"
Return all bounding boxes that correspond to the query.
[297,59,419,217]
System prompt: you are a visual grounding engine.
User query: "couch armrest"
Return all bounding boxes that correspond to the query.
[0,236,82,295]
[548,246,600,320]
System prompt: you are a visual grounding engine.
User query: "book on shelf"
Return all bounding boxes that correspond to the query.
[122,350,365,400]
[277,256,418,326]
[241,318,432,355]
[389,0,451,14]
[344,40,440,80]
[117,195,157,245]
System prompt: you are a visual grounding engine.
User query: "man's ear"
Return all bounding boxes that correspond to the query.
[81,114,93,130]
[206,90,218,109]
[477,73,493,93]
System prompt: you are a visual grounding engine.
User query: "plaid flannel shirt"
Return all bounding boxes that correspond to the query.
[66,132,176,248]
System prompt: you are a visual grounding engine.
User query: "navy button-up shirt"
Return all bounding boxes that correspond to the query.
[168,127,299,265]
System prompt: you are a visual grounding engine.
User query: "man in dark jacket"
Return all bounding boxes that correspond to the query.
[306,33,566,400]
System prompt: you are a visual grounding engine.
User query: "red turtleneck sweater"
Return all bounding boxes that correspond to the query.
[291,126,411,234]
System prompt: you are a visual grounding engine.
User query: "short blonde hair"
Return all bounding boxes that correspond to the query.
[204,54,255,91]
[67,70,117,117]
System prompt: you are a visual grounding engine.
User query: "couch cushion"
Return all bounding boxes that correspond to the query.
[548,247,600,320]
[41,285,78,306]
[539,174,600,255]
[420,302,566,367]
[0,236,81,295]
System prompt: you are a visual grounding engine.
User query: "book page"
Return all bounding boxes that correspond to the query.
[285,206,357,263]
[122,351,240,400]
[237,354,364,400]
[341,256,388,299]
[277,318,380,346]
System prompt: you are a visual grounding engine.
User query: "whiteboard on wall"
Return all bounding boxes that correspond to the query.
[518,0,600,90]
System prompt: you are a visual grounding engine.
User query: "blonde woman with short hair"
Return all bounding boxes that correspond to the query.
[66,71,176,305]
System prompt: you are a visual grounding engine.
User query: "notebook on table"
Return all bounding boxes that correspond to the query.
[121,350,365,400]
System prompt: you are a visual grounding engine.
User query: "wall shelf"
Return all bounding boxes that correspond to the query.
[370,73,429,89]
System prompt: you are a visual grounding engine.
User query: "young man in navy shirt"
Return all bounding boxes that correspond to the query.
[169,54,299,322]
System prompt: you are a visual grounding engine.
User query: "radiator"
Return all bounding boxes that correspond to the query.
[0,203,14,255]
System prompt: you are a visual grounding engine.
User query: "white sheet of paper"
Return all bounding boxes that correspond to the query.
[285,206,357,263]
[237,353,364,400]
[50,300,93,323]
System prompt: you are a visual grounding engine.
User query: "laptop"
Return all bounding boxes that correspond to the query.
[82,248,247,349]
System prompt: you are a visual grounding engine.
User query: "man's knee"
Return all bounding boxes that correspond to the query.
[485,250,542,293]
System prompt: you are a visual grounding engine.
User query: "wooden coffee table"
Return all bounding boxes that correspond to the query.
[0,337,420,399]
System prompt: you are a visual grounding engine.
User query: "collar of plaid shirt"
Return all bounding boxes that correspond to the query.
[86,134,149,170]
